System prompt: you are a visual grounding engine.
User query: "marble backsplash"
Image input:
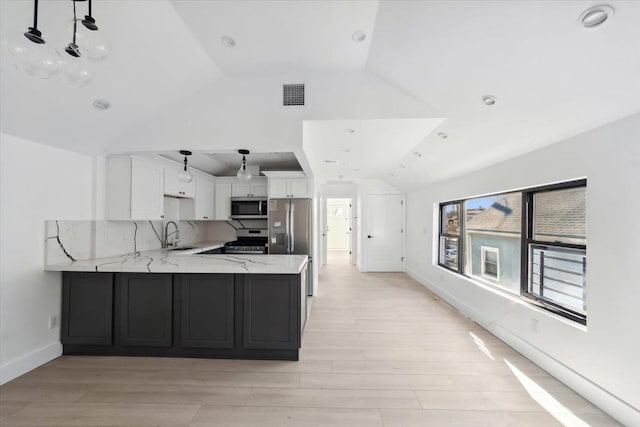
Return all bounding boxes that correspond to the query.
[45,220,204,266]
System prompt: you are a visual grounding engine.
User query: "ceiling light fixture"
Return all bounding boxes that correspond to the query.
[221,36,236,48]
[341,148,350,153]
[413,152,422,158]
[24,0,45,44]
[178,150,193,183]
[399,164,406,169]
[438,132,448,139]
[481,95,497,106]
[344,128,355,134]
[81,0,99,30]
[579,5,614,28]
[17,0,106,83]
[237,149,252,181]
[352,31,366,42]
[92,99,110,110]
[324,159,339,164]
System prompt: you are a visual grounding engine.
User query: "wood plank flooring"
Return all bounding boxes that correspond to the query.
[0,251,621,426]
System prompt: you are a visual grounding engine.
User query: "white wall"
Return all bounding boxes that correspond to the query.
[405,114,640,425]
[0,133,95,384]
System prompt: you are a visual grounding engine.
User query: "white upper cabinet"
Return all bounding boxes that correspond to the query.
[231,177,268,197]
[182,174,214,220]
[164,168,194,198]
[107,157,165,220]
[214,182,232,220]
[269,178,311,199]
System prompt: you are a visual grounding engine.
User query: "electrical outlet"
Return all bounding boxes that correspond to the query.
[48,315,60,330]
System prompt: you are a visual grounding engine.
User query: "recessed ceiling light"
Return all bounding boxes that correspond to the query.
[579,5,614,29]
[481,95,497,106]
[352,31,366,42]
[353,168,360,172]
[389,173,395,177]
[92,99,110,110]
[344,128,355,134]
[399,164,406,169]
[413,152,422,158]
[339,174,344,180]
[438,132,448,139]
[341,148,350,153]
[221,36,236,48]
[324,159,339,164]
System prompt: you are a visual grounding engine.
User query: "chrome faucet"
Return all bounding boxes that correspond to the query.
[163,221,180,248]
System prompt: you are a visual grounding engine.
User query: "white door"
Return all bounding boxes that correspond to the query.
[327,199,350,250]
[365,194,403,271]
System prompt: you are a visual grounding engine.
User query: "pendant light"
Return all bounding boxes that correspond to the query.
[178,150,193,183]
[65,0,81,57]
[236,149,252,182]
[81,0,99,30]
[24,0,45,44]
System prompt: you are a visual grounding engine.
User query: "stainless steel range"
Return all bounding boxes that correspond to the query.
[224,229,268,254]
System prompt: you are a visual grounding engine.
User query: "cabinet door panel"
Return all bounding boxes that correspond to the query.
[131,158,164,219]
[120,274,172,347]
[243,274,298,350]
[231,183,251,197]
[62,273,113,345]
[290,179,310,198]
[180,274,234,348]
[269,179,289,198]
[195,176,215,220]
[251,183,268,197]
[215,183,232,220]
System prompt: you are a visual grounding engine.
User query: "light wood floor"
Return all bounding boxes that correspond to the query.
[0,256,620,426]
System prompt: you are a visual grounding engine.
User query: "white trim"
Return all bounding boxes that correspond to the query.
[405,268,637,426]
[0,341,62,385]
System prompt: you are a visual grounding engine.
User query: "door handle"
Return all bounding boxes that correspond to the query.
[368,235,373,238]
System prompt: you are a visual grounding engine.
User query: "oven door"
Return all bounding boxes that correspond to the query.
[230,199,268,219]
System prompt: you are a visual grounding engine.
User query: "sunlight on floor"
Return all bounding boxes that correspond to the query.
[505,359,590,427]
[469,331,495,360]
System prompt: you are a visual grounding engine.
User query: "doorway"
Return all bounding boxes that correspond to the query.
[365,193,404,271]
[326,198,352,264]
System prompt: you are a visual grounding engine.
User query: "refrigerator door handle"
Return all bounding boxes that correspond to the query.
[290,202,295,253]
[285,201,290,253]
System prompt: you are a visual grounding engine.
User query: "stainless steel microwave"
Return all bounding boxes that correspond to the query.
[230,198,268,219]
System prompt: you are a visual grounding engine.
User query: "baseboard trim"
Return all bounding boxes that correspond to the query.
[406,268,640,426]
[0,341,62,385]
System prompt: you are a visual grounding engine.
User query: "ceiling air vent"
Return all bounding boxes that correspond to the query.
[283,84,305,106]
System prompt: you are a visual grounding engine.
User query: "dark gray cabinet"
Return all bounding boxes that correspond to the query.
[62,272,113,345]
[62,269,305,360]
[243,274,299,350]
[119,273,173,347]
[179,274,234,349]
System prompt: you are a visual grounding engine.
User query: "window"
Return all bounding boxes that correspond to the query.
[437,180,587,323]
[464,192,521,294]
[481,247,499,280]
[438,203,461,272]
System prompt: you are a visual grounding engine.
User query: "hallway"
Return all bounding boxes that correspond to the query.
[0,263,619,426]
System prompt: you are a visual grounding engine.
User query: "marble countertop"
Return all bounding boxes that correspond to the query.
[45,241,308,274]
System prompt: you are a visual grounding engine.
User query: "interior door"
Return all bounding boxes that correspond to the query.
[365,194,403,271]
[327,199,349,250]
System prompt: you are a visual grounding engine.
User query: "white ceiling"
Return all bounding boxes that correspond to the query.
[2,1,639,189]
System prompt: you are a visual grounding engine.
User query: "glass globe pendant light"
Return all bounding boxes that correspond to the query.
[178,150,194,183]
[236,149,252,182]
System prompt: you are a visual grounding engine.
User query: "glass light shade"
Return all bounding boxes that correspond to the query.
[67,21,108,61]
[6,34,59,79]
[237,165,252,181]
[178,170,193,183]
[58,56,92,87]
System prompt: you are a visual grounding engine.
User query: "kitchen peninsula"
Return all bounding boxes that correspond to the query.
[46,244,309,361]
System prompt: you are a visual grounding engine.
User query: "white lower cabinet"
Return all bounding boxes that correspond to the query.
[107,157,165,220]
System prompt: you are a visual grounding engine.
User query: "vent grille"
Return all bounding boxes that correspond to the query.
[283,84,305,106]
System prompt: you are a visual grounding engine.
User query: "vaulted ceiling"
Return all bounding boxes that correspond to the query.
[2,0,639,190]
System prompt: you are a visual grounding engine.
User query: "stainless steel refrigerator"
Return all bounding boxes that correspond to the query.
[268,198,313,295]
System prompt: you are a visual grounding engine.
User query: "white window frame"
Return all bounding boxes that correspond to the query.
[481,246,500,281]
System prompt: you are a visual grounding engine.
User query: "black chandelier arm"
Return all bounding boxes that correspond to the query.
[33,0,39,29]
